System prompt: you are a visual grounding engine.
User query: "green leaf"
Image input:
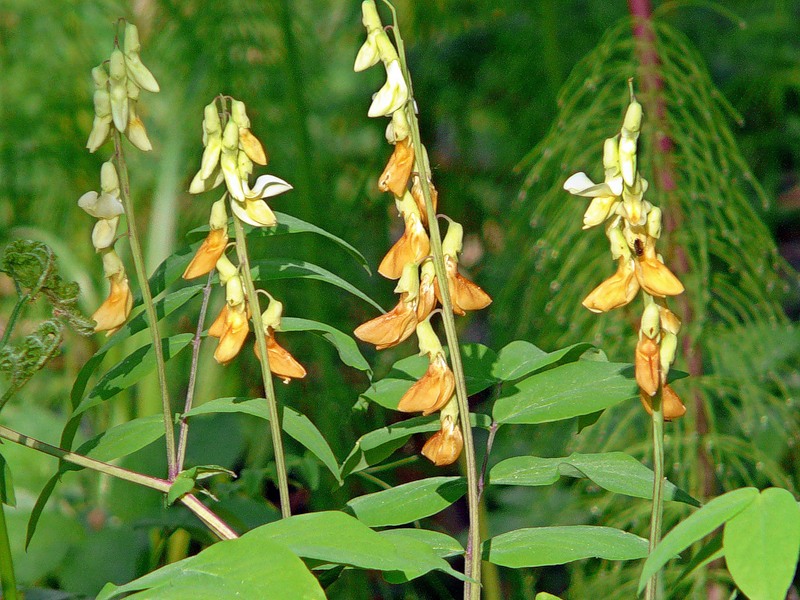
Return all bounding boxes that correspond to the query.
[258,511,461,579]
[361,344,497,411]
[340,413,492,478]
[535,594,564,600]
[638,487,760,593]
[0,453,15,506]
[185,397,342,484]
[117,286,203,345]
[250,258,383,312]
[723,487,800,600]
[379,528,464,583]
[492,360,637,424]
[96,529,325,599]
[166,476,195,506]
[261,211,372,273]
[489,452,699,506]
[346,477,466,527]
[280,316,370,374]
[493,341,592,381]
[484,526,649,567]
[74,415,166,464]
[74,334,194,417]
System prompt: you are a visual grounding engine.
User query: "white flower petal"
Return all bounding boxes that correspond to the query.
[79,191,124,219]
[367,60,408,118]
[563,172,595,194]
[92,217,119,250]
[248,174,293,199]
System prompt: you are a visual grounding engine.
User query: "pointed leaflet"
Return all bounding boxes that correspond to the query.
[250,258,383,312]
[257,511,461,580]
[96,532,324,599]
[492,340,592,381]
[184,397,341,484]
[638,487,760,593]
[493,360,638,424]
[489,452,699,506]
[279,316,370,374]
[483,526,649,567]
[723,487,800,600]
[346,476,467,527]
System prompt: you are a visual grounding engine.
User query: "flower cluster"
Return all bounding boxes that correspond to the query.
[78,162,132,335]
[79,23,158,335]
[353,1,491,465]
[87,22,158,153]
[564,87,686,419]
[183,97,305,381]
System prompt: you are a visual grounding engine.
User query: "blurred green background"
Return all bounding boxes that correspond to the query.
[0,0,799,598]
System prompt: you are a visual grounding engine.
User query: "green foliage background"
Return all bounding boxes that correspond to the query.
[0,0,798,598]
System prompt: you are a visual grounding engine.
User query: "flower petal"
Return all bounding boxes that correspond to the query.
[230,198,277,228]
[248,174,293,199]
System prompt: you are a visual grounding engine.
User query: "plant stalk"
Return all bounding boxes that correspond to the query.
[0,424,237,540]
[0,294,28,351]
[385,7,482,596]
[646,389,666,600]
[0,504,18,600]
[231,213,292,518]
[176,271,215,472]
[113,130,177,480]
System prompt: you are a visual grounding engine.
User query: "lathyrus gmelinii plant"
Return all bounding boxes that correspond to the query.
[352,1,490,596]
[564,83,685,599]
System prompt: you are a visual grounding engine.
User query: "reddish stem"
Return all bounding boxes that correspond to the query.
[627,0,716,499]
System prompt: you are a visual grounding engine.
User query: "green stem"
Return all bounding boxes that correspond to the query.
[646,388,666,600]
[0,504,18,600]
[176,271,215,472]
[231,213,291,518]
[113,130,177,480]
[0,424,238,540]
[385,7,482,597]
[0,294,28,351]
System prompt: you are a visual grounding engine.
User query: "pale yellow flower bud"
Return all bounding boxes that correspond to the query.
[415,318,444,358]
[109,49,129,132]
[260,296,284,331]
[215,253,238,284]
[209,197,229,230]
[91,217,119,250]
[640,302,661,339]
[226,274,245,307]
[125,102,152,152]
[100,161,120,196]
[441,221,464,258]
[230,99,251,129]
[101,248,125,278]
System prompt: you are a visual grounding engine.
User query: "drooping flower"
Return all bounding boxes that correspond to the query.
[368,60,409,118]
[635,333,660,397]
[416,259,438,321]
[422,413,463,466]
[254,331,307,383]
[378,196,430,280]
[213,303,249,365]
[92,249,133,335]
[354,292,417,350]
[633,236,684,298]
[183,198,229,279]
[582,257,639,313]
[638,384,686,421]
[378,137,415,197]
[397,319,455,415]
[434,221,492,316]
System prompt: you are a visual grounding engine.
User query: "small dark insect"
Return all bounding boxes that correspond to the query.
[633,238,644,257]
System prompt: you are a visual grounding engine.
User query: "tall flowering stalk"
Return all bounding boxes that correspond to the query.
[182,95,305,518]
[77,21,182,477]
[353,2,491,597]
[563,83,686,600]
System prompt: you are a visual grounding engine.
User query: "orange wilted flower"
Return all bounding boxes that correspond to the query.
[254,328,307,383]
[354,292,417,350]
[416,260,438,321]
[92,270,133,335]
[582,257,639,313]
[397,352,455,415]
[639,384,686,420]
[378,212,430,280]
[208,303,229,338]
[634,237,684,298]
[378,137,415,197]
[435,255,492,316]
[421,414,463,466]
[635,334,660,397]
[213,303,249,365]
[183,228,228,279]
[410,176,438,227]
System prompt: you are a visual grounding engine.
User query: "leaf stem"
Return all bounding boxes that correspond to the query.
[176,271,215,472]
[0,424,238,540]
[0,294,28,351]
[385,6,482,597]
[113,130,177,480]
[646,388,666,600]
[231,213,292,518]
[0,504,18,600]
